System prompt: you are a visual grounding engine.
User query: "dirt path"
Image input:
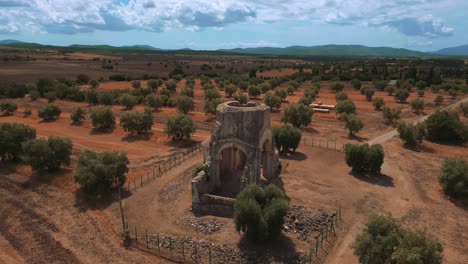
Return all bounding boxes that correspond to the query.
[367,97,468,145]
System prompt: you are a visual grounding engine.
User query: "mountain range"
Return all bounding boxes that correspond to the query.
[1,40,468,57]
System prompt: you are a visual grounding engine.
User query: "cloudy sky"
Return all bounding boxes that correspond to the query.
[0,0,466,51]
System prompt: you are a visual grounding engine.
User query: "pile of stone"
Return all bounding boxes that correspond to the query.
[182,216,223,234]
[283,205,336,242]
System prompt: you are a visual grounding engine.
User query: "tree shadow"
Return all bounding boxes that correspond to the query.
[349,171,395,187]
[121,133,152,142]
[165,139,200,149]
[89,127,115,135]
[279,151,308,161]
[237,234,301,263]
[73,187,132,212]
[38,118,59,123]
[348,134,368,142]
[20,168,71,188]
[70,121,83,126]
[303,127,320,134]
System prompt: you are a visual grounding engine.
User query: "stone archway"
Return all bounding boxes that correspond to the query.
[259,129,274,179]
[217,146,247,197]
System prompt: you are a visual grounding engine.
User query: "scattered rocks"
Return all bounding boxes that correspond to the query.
[283,205,336,241]
[182,216,223,234]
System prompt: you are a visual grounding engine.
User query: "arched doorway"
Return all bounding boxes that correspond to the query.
[218,146,246,197]
[261,139,272,178]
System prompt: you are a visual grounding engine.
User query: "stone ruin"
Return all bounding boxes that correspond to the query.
[192,101,280,216]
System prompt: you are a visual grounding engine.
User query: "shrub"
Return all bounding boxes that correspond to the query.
[234,184,289,242]
[425,109,467,143]
[204,98,224,115]
[344,143,384,175]
[30,89,40,101]
[410,98,424,113]
[180,86,194,98]
[165,114,196,140]
[364,89,375,102]
[160,87,171,97]
[351,78,361,89]
[460,102,468,116]
[23,109,32,117]
[70,106,86,124]
[224,85,236,97]
[448,88,457,98]
[372,97,384,110]
[77,74,90,84]
[89,80,99,88]
[335,99,356,115]
[434,95,444,106]
[98,91,114,106]
[45,91,56,102]
[0,123,36,161]
[417,90,425,97]
[331,82,344,92]
[353,214,443,264]
[335,92,348,102]
[397,122,426,147]
[233,92,247,104]
[438,158,468,199]
[263,92,282,110]
[131,80,141,89]
[120,108,153,135]
[74,150,128,196]
[260,82,272,93]
[274,89,288,101]
[287,85,295,95]
[360,86,368,95]
[144,94,164,111]
[89,106,115,130]
[342,113,364,136]
[272,125,301,153]
[0,100,17,116]
[281,103,313,128]
[38,103,61,121]
[204,88,221,101]
[394,89,410,103]
[176,96,194,114]
[382,106,402,124]
[147,79,161,91]
[248,85,261,99]
[373,80,387,91]
[165,80,177,93]
[85,89,99,105]
[22,136,72,171]
[384,85,395,96]
[119,94,138,110]
[415,80,427,90]
[303,87,318,100]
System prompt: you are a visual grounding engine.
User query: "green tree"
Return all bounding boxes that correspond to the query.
[415,80,427,90]
[373,80,387,91]
[131,80,141,89]
[335,99,356,115]
[248,85,261,99]
[351,78,361,90]
[0,100,17,116]
[98,91,114,106]
[38,103,61,121]
[425,109,467,143]
[342,113,364,136]
[410,98,425,114]
[204,98,224,115]
[165,80,177,93]
[365,89,375,102]
[372,97,385,110]
[119,94,138,110]
[384,85,395,96]
[335,92,348,102]
[448,88,457,99]
[144,94,164,111]
[383,106,402,124]
[263,92,282,110]
[85,89,99,105]
[234,184,289,242]
[224,84,237,97]
[331,82,344,92]
[120,108,153,135]
[274,89,288,101]
[180,86,194,98]
[395,89,410,103]
[23,109,32,117]
[176,95,194,114]
[434,95,444,106]
[74,150,128,196]
[438,158,468,199]
[344,143,384,175]
[233,92,247,104]
[70,106,86,124]
[397,122,426,147]
[147,79,161,91]
[22,136,72,171]
[417,89,425,97]
[281,103,313,128]
[89,106,115,130]
[0,123,36,161]
[272,125,301,153]
[165,114,196,140]
[77,74,90,84]
[204,88,221,101]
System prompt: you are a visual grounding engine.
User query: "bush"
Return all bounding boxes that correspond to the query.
[353,214,443,264]
[203,98,223,115]
[415,80,427,90]
[98,91,114,106]
[331,82,344,92]
[281,103,313,128]
[303,87,318,100]
[263,92,282,110]
[425,109,467,143]
[335,99,356,115]
[165,80,177,93]
[248,85,261,99]
[397,122,426,147]
[233,92,247,104]
[234,184,289,242]
[204,88,221,101]
[460,102,468,116]
[272,125,301,153]
[180,86,194,98]
[344,143,384,175]
[89,80,99,88]
[0,100,17,116]
[360,86,368,95]
[71,106,86,124]
[364,89,375,102]
[85,89,99,105]
[224,85,236,97]
[274,89,288,101]
[38,103,61,121]
[147,79,161,91]
[448,88,457,98]
[351,78,361,89]
[119,94,138,110]
[0,123,36,161]
[382,106,402,124]
[373,80,387,91]
[22,136,72,171]
[335,92,348,102]
[434,95,444,106]
[89,106,115,130]
[384,85,395,96]
[410,98,424,113]
[144,94,164,111]
[165,114,196,140]
[131,80,141,89]
[45,91,56,102]
[74,150,128,196]
[438,158,468,199]
[342,113,364,136]
[372,97,384,110]
[120,108,153,135]
[23,109,32,117]
[175,95,194,114]
[394,89,410,103]
[77,74,90,84]
[417,89,425,97]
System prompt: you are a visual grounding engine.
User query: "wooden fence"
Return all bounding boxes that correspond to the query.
[300,136,345,152]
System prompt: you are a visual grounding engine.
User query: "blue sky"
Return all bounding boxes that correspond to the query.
[0,0,467,51]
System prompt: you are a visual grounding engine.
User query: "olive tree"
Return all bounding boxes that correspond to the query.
[336,99,356,115]
[0,123,36,161]
[144,94,164,111]
[38,103,61,121]
[425,109,467,143]
[438,158,468,199]
[344,143,384,175]
[0,100,17,116]
[89,106,115,130]
[165,114,196,140]
[70,106,86,124]
[263,92,282,110]
[410,98,425,114]
[394,89,410,103]
[272,125,301,153]
[397,122,426,147]
[342,113,364,136]
[176,95,195,114]
[233,92,247,104]
[119,94,138,110]
[120,108,153,135]
[22,136,72,171]
[382,106,402,124]
[281,103,313,128]
[372,97,384,110]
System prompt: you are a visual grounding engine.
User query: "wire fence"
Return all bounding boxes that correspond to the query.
[300,136,345,152]
[121,205,343,264]
[124,144,203,193]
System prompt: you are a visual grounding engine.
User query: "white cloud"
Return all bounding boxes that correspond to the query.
[0,0,458,38]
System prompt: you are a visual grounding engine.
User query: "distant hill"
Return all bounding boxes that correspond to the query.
[433,44,468,56]
[219,45,430,57]
[0,39,24,45]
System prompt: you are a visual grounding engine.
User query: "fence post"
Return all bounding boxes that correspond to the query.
[169,238,172,257]
[327,139,329,149]
[135,226,138,245]
[140,176,143,187]
[157,233,160,254]
[127,181,130,191]
[146,229,148,248]
[134,179,136,191]
[182,240,185,261]
[339,204,342,220]
[194,244,198,263]
[209,247,212,264]
[315,236,319,256]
